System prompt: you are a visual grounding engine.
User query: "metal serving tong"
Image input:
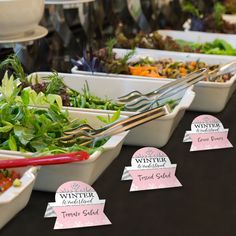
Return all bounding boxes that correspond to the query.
[118,68,208,112]
[208,60,236,81]
[59,104,171,146]
[0,151,89,169]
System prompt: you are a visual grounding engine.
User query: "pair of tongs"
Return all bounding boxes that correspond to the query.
[117,68,208,112]
[0,151,89,169]
[59,103,172,146]
[117,60,236,112]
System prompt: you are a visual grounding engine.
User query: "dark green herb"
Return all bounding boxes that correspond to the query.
[181,1,201,18]
[101,47,136,74]
[105,38,117,60]
[120,48,136,65]
[0,55,27,82]
[213,2,225,29]
[45,72,65,95]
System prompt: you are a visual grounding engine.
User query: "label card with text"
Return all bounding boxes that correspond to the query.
[45,181,111,230]
[121,147,182,192]
[183,115,233,152]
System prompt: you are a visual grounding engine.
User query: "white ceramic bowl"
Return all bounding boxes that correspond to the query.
[31,72,195,147]
[0,109,129,192]
[0,0,45,38]
[72,48,236,113]
[222,14,236,25]
[0,154,37,229]
[157,29,236,49]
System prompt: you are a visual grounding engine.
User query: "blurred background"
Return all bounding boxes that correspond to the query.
[1,0,236,74]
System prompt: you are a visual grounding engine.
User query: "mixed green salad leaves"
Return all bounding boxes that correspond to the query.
[115,31,236,56]
[176,38,236,55]
[0,55,124,111]
[0,55,126,156]
[0,72,118,156]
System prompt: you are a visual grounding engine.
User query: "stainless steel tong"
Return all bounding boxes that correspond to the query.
[118,68,208,112]
[59,104,171,146]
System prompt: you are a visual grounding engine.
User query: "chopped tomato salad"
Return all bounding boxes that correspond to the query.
[0,169,21,193]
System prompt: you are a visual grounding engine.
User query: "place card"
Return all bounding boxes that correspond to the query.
[121,147,182,192]
[44,181,111,230]
[183,115,233,151]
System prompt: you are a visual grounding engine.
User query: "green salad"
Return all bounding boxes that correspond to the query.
[115,31,236,56]
[175,38,236,55]
[0,72,119,156]
[0,55,124,111]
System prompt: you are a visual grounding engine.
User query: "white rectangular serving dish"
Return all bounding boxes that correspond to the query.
[33,72,195,148]
[72,48,236,112]
[0,155,37,229]
[158,29,236,48]
[0,109,128,192]
[222,14,236,25]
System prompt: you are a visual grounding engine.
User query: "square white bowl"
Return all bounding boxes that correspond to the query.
[0,109,129,192]
[71,47,236,113]
[157,29,236,48]
[31,72,195,147]
[0,155,37,229]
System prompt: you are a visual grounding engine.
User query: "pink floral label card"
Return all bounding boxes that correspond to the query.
[44,181,111,230]
[183,115,233,151]
[121,147,182,192]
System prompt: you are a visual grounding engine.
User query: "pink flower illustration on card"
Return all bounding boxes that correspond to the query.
[122,147,182,192]
[184,115,233,151]
[45,181,111,230]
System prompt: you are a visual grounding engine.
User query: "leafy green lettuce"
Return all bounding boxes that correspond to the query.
[0,72,109,156]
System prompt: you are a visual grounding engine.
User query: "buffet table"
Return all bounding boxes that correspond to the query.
[1,92,236,236]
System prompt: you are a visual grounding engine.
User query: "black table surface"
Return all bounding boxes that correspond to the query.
[2,92,236,236]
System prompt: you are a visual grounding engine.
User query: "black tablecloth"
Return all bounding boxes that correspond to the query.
[2,93,236,236]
